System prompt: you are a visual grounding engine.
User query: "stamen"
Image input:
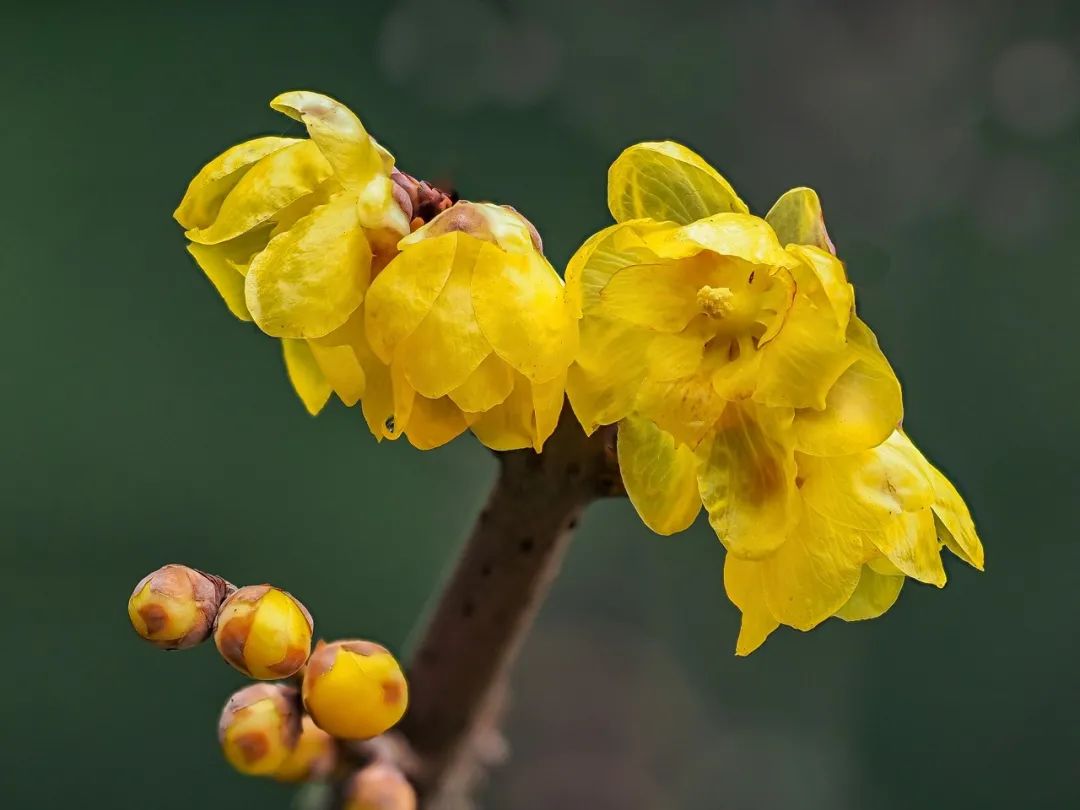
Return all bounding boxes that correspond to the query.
[697,285,735,318]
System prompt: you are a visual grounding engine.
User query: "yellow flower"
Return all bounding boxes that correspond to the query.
[363,202,579,451]
[567,141,982,652]
[174,91,410,416]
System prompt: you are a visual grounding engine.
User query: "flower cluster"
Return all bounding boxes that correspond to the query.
[175,92,578,451]
[127,564,413,802]
[565,142,984,653]
[174,92,983,656]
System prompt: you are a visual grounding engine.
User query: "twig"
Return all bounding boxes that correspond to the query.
[398,405,621,808]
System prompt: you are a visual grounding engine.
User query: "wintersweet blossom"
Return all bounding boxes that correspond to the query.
[566,141,983,652]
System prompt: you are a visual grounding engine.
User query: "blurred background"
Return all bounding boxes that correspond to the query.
[2,1,1078,807]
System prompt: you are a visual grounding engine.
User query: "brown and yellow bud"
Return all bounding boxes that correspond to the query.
[127,564,231,649]
[219,683,302,776]
[343,763,416,810]
[272,715,337,782]
[302,640,408,740]
[213,585,314,679]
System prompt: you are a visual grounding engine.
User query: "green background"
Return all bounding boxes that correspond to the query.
[3,1,1078,807]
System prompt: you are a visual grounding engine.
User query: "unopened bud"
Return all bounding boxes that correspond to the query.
[302,640,408,740]
[219,683,302,776]
[273,715,337,782]
[214,585,314,679]
[127,564,231,650]
[344,763,416,810]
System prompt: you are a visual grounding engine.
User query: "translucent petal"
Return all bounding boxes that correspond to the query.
[752,281,853,410]
[448,353,514,413]
[798,432,936,531]
[784,244,852,333]
[282,339,331,416]
[270,91,408,234]
[911,442,984,571]
[353,325,411,440]
[565,219,669,317]
[760,504,864,630]
[567,317,652,434]
[245,193,372,339]
[607,141,748,224]
[793,318,902,457]
[472,242,578,382]
[868,508,946,587]
[531,371,567,451]
[365,232,457,362]
[308,314,367,406]
[186,241,257,321]
[185,141,333,245]
[724,555,779,656]
[398,237,491,398]
[174,136,301,230]
[645,321,709,381]
[644,214,795,269]
[696,405,799,559]
[598,260,708,332]
[469,373,535,451]
[618,416,701,535]
[764,187,836,254]
[635,369,727,448]
[833,565,905,621]
[405,395,470,450]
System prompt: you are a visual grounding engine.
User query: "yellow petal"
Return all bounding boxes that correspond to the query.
[185,141,333,245]
[793,318,902,456]
[405,395,470,450]
[364,232,457,363]
[695,405,799,559]
[797,432,936,531]
[270,91,408,234]
[598,260,709,332]
[186,239,261,321]
[764,187,836,254]
[608,141,748,224]
[909,440,984,571]
[355,331,413,442]
[617,416,701,535]
[644,214,795,269]
[282,339,331,415]
[245,193,372,339]
[448,353,515,413]
[783,244,852,334]
[400,201,538,255]
[645,322,709,381]
[308,314,367,406]
[635,368,727,448]
[752,282,853,410]
[833,565,905,621]
[397,236,492,398]
[760,504,864,630]
[174,136,301,230]
[472,242,578,382]
[469,372,535,451]
[530,371,567,451]
[724,555,779,656]
[567,316,654,434]
[564,219,669,317]
[868,508,946,587]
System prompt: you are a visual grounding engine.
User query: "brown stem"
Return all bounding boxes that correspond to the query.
[398,405,621,808]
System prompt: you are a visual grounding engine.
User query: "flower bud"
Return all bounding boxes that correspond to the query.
[302,640,408,740]
[272,715,337,782]
[219,683,302,776]
[344,763,416,810]
[214,585,314,679]
[127,564,231,649]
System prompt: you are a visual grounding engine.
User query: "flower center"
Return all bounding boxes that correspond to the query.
[696,285,736,318]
